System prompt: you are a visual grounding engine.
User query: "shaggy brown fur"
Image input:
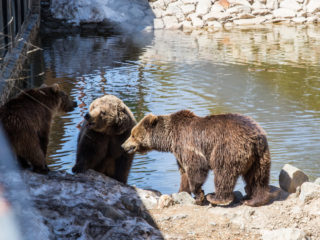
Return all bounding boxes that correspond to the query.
[0,84,77,173]
[122,110,278,206]
[72,95,136,184]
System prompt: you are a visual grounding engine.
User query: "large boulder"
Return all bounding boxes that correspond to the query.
[279,164,309,193]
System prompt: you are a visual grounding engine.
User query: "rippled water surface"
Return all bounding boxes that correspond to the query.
[41,25,320,194]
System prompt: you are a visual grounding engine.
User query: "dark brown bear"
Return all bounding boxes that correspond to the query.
[72,95,136,184]
[122,110,278,207]
[0,84,77,173]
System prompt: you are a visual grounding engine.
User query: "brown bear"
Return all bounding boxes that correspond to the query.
[0,84,77,173]
[122,110,278,207]
[72,95,136,184]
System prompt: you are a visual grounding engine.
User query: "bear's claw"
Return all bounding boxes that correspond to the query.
[206,193,234,206]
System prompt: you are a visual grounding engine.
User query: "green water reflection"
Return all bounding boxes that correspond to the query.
[42,25,320,194]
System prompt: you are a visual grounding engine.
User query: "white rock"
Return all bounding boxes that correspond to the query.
[238,13,255,19]
[280,0,301,11]
[187,12,200,20]
[151,7,163,18]
[273,8,296,18]
[191,16,205,28]
[279,164,309,193]
[205,11,231,21]
[266,0,278,10]
[203,12,217,21]
[158,194,174,209]
[224,22,234,29]
[315,178,320,185]
[182,20,193,29]
[163,16,181,29]
[299,182,320,203]
[153,18,164,29]
[252,8,270,15]
[165,2,183,16]
[207,21,223,29]
[171,192,196,205]
[211,3,225,13]
[181,4,196,15]
[252,1,267,10]
[306,16,318,23]
[182,0,197,3]
[234,17,266,25]
[306,0,320,13]
[151,0,166,10]
[260,228,306,240]
[228,0,251,7]
[291,17,307,23]
[226,5,251,14]
[196,0,212,16]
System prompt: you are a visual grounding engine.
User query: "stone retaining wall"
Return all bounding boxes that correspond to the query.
[150,0,320,30]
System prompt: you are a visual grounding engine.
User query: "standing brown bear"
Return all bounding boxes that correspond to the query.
[0,84,77,173]
[72,95,136,184]
[122,110,278,207]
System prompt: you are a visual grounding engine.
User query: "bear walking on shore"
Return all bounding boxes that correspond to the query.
[122,110,278,206]
[72,95,136,184]
[0,84,77,173]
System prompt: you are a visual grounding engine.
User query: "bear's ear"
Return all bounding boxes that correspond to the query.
[145,114,158,127]
[51,83,60,92]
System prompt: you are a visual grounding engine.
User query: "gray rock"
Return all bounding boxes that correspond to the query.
[260,228,306,240]
[299,182,320,203]
[136,188,160,210]
[171,192,196,205]
[279,164,309,193]
[21,170,163,239]
[158,194,174,208]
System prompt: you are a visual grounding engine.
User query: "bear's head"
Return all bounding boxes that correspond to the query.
[37,84,77,112]
[84,95,136,135]
[121,113,158,154]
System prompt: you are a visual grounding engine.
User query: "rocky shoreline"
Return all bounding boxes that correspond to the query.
[2,164,318,240]
[150,0,320,30]
[41,0,320,33]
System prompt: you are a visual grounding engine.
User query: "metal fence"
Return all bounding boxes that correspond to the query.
[0,0,32,64]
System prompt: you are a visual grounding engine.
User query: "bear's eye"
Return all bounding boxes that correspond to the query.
[101,111,106,116]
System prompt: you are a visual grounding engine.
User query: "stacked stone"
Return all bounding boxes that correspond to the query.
[150,0,320,30]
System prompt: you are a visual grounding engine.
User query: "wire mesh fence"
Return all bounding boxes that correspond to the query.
[0,0,32,66]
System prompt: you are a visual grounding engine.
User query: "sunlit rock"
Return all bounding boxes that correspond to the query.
[260,228,306,240]
[280,0,302,11]
[306,0,320,13]
[273,8,296,18]
[191,16,205,28]
[195,0,212,16]
[154,18,165,29]
[291,17,307,24]
[163,16,181,29]
[181,4,196,15]
[279,164,309,193]
[266,0,278,10]
[299,182,320,203]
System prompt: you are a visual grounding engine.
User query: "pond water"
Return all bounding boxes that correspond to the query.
[40,25,320,194]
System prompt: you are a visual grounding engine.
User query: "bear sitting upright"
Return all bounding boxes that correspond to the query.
[122,110,278,207]
[0,84,77,173]
[72,95,136,184]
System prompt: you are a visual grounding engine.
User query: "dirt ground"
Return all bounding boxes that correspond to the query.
[149,192,320,240]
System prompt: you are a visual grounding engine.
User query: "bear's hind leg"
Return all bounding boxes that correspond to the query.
[207,169,237,206]
[177,163,191,193]
[21,146,49,173]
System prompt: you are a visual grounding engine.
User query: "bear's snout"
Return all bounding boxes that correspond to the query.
[84,113,91,121]
[121,141,137,154]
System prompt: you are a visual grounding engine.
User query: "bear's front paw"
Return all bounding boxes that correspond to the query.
[206,193,234,206]
[195,190,205,205]
[72,165,86,174]
[33,165,50,174]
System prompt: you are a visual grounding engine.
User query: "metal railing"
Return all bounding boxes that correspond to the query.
[0,0,32,64]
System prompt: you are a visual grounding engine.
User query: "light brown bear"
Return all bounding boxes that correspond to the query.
[122,110,279,206]
[0,84,77,173]
[72,95,136,184]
